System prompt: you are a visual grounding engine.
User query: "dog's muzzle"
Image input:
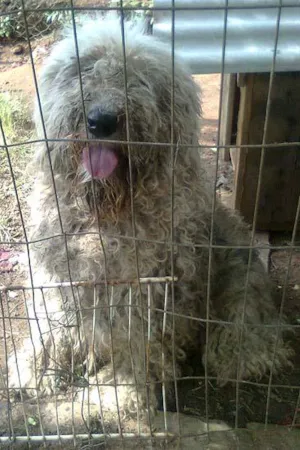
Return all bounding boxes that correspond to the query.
[87,107,118,138]
[82,107,120,180]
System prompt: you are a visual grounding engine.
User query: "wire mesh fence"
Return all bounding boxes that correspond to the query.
[0,0,70,39]
[0,0,151,40]
[0,0,300,448]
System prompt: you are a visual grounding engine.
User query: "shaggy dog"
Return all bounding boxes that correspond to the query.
[9,16,292,418]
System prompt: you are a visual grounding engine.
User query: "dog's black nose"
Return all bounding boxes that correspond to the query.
[87,108,118,137]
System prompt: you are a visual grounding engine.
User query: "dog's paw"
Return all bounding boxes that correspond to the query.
[76,365,156,421]
[204,325,293,386]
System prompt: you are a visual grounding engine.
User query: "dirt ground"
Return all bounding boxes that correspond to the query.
[0,27,300,443]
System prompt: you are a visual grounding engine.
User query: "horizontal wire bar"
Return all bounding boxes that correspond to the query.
[0,429,213,444]
[1,232,300,251]
[0,277,178,291]
[1,305,297,329]
[1,227,300,249]
[1,136,300,150]
[1,3,300,17]
[0,432,184,443]
[1,374,299,392]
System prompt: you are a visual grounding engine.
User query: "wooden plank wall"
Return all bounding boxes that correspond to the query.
[229,73,300,231]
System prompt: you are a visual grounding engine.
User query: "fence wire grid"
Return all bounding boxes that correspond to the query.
[1,0,300,448]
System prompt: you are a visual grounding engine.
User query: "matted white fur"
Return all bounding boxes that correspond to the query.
[8,15,292,421]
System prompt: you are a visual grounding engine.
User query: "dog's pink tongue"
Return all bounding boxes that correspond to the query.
[82,145,118,179]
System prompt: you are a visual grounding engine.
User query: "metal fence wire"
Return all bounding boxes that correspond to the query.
[0,0,70,40]
[1,0,300,448]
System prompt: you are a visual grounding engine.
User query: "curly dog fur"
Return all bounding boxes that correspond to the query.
[9,16,292,419]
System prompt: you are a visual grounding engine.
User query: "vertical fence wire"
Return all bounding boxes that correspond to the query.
[58,286,78,447]
[119,2,153,440]
[127,284,142,436]
[0,117,48,442]
[5,291,31,443]
[291,390,300,429]
[264,196,300,427]
[234,0,284,429]
[74,284,92,439]
[0,292,15,442]
[91,286,108,443]
[67,9,105,435]
[203,0,229,435]
[169,0,182,442]
[18,6,90,438]
[161,282,169,433]
[68,1,126,440]
[40,287,62,446]
[23,291,47,445]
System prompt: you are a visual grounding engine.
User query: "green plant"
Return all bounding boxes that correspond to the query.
[0,93,34,240]
[0,92,32,142]
[0,14,21,39]
[0,8,70,40]
[44,9,71,27]
[116,0,153,22]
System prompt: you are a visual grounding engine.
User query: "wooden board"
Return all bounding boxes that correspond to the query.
[232,72,300,231]
[219,74,237,161]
